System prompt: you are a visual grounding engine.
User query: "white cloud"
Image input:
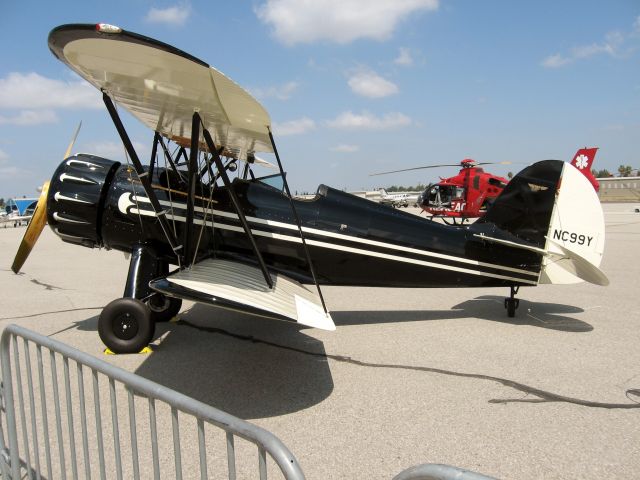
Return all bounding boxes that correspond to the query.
[145,4,191,26]
[252,81,299,100]
[541,20,635,68]
[0,110,58,126]
[255,0,439,45]
[327,111,411,130]
[81,141,148,160]
[541,53,571,68]
[347,69,398,98]
[394,47,414,66]
[272,117,316,136]
[0,73,101,110]
[330,144,360,153]
[0,148,8,161]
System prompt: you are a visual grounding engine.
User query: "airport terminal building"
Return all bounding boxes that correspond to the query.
[597,176,640,202]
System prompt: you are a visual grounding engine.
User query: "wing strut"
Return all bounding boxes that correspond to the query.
[199,114,274,289]
[102,92,183,261]
[183,112,200,266]
[268,128,329,315]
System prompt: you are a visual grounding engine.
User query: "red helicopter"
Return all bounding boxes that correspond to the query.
[370,148,599,224]
[371,159,512,224]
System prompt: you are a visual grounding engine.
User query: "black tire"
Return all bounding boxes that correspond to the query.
[505,298,519,318]
[99,298,154,354]
[146,294,182,323]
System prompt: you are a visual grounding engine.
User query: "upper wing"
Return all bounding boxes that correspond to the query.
[48,23,273,160]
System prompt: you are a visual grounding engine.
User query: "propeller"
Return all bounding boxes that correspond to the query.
[369,160,514,177]
[11,122,82,274]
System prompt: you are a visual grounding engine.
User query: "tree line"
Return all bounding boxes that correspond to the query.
[592,165,637,178]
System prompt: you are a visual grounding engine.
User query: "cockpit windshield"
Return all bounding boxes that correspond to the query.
[425,185,465,208]
[255,173,286,193]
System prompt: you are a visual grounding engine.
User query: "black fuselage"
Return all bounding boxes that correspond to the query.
[47,155,543,289]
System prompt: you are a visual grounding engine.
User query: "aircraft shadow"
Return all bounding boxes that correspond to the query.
[131,304,334,420]
[331,295,593,332]
[65,294,589,420]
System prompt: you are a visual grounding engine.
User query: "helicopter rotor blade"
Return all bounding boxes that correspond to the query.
[369,163,463,177]
[11,121,82,274]
[370,160,526,177]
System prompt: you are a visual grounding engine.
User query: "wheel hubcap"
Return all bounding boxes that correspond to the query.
[113,313,139,340]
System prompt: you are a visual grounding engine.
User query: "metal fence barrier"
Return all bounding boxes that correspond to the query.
[393,463,497,480]
[0,324,305,479]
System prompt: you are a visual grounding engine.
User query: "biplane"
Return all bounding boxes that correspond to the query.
[11,23,609,353]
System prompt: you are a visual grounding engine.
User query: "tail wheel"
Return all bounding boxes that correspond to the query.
[99,298,154,353]
[146,294,182,323]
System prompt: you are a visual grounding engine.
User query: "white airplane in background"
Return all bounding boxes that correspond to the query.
[0,209,33,228]
[377,188,420,208]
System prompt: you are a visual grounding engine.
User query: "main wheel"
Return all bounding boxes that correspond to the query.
[505,298,519,318]
[99,298,154,354]
[146,294,182,323]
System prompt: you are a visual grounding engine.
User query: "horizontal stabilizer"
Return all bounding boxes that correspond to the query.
[473,233,609,286]
[150,258,335,330]
[542,238,609,286]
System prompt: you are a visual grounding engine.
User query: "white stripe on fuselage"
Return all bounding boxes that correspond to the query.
[117,193,539,285]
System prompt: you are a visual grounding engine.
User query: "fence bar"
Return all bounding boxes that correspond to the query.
[50,350,67,480]
[226,432,237,480]
[392,463,498,480]
[76,363,91,480]
[197,418,208,480]
[172,406,183,480]
[36,346,53,480]
[259,446,267,480]
[92,369,107,480]
[148,397,160,480]
[63,356,79,480]
[109,378,123,480]
[128,388,140,479]
[12,335,32,480]
[23,340,41,480]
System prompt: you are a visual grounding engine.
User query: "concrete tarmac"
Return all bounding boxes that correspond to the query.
[1,203,639,479]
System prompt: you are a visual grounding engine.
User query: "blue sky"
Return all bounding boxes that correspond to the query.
[1,0,638,197]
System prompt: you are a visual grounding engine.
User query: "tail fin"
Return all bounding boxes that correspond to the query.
[476,160,606,285]
[476,160,563,249]
[570,147,599,192]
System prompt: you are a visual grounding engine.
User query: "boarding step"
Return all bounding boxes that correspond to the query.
[150,258,335,330]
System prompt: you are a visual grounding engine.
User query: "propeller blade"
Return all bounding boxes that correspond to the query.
[11,181,50,274]
[10,120,81,273]
[63,121,82,160]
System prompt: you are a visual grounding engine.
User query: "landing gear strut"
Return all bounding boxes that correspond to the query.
[504,285,520,318]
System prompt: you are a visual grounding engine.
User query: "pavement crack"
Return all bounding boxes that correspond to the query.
[177,319,640,410]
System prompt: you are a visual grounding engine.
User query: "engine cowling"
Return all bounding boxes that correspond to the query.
[47,154,120,248]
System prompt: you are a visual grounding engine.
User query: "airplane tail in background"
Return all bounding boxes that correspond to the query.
[476,159,607,286]
[570,147,600,192]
